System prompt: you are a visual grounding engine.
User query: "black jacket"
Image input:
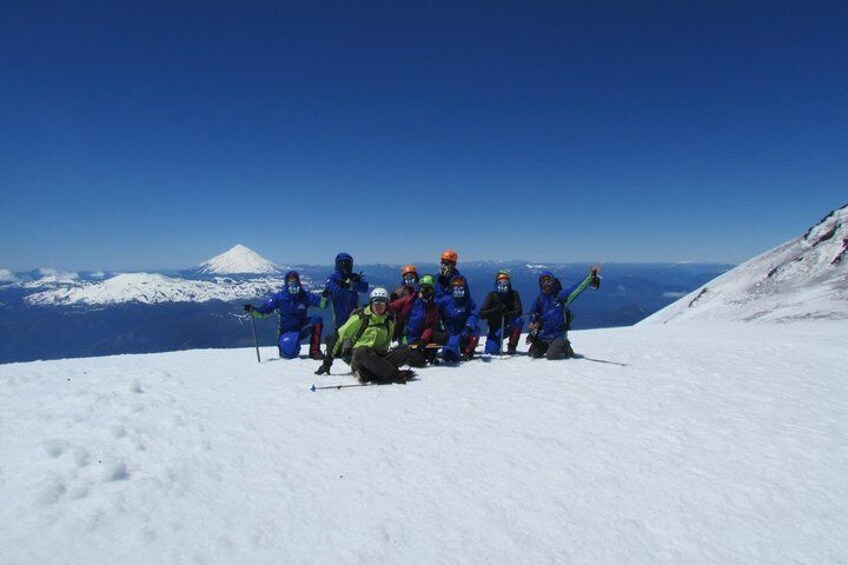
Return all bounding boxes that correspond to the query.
[478,290,522,329]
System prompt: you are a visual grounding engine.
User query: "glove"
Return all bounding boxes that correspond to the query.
[243,304,254,313]
[590,265,602,289]
[463,324,475,337]
[322,288,331,298]
[349,271,363,283]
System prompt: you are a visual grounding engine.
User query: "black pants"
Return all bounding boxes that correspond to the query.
[406,331,448,367]
[528,337,574,360]
[350,345,412,383]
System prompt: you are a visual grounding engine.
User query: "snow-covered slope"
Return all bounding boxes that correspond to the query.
[642,204,848,324]
[1,322,846,564]
[24,273,314,306]
[196,244,281,275]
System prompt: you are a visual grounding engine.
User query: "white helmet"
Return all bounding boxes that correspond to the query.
[369,287,390,304]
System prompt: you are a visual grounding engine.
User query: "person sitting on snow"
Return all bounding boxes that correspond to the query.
[437,275,479,362]
[400,274,441,367]
[478,271,524,355]
[322,252,369,358]
[244,271,324,360]
[527,266,601,360]
[314,287,414,384]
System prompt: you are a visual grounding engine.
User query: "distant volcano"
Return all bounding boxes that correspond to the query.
[195,244,281,275]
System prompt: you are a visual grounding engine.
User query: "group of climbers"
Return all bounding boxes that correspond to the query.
[244,249,602,384]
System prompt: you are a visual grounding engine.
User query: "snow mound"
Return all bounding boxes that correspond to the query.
[642,204,848,324]
[1,323,846,563]
[197,244,281,275]
[25,273,296,306]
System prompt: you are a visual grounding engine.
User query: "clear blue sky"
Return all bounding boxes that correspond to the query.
[2,1,846,270]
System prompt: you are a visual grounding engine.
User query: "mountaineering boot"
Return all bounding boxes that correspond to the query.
[310,322,324,360]
[563,339,575,358]
[314,357,333,375]
[507,327,521,354]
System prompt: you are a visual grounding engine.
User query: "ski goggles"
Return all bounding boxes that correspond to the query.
[419,286,434,300]
[370,296,389,305]
[496,280,510,293]
[452,285,466,298]
[287,281,301,294]
[403,273,418,286]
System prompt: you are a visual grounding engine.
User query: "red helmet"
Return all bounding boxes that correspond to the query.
[440,249,458,263]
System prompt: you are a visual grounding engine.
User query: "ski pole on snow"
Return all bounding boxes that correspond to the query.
[500,313,505,359]
[249,314,261,363]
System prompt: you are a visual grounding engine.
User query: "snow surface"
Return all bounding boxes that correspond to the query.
[197,244,281,275]
[24,273,317,306]
[642,205,848,324]
[2,322,846,564]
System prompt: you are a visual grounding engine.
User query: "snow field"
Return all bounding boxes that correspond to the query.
[1,322,846,564]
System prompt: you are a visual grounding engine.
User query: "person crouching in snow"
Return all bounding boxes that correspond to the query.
[244,271,324,360]
[400,274,441,367]
[437,275,479,362]
[391,264,419,300]
[479,271,524,355]
[388,264,419,341]
[527,266,601,360]
[314,288,415,384]
[436,249,466,299]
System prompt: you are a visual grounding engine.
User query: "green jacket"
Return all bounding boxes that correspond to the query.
[332,306,395,357]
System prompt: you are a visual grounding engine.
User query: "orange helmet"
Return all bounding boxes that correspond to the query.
[401,264,418,277]
[496,271,510,283]
[440,249,458,263]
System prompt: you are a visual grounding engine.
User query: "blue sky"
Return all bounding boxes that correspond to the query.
[2,1,846,270]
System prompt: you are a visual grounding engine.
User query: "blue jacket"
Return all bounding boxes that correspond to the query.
[324,270,368,329]
[529,271,593,342]
[404,297,438,343]
[253,271,323,334]
[437,293,479,337]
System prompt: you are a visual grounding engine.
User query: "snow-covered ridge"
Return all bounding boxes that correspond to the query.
[642,204,848,324]
[25,272,316,306]
[196,244,281,275]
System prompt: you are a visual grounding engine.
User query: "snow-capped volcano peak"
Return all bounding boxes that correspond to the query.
[642,203,848,324]
[196,245,281,275]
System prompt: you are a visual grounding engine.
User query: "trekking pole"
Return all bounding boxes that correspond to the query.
[249,314,261,363]
[311,383,371,391]
[499,314,505,359]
